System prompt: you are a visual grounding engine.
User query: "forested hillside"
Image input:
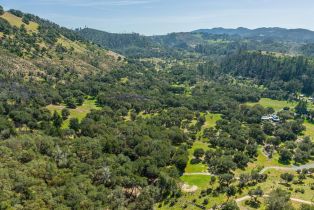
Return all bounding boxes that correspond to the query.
[194,27,314,43]
[1,5,314,210]
[79,27,314,58]
[220,52,314,96]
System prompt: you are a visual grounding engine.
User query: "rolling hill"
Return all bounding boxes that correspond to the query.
[0,10,124,80]
[194,27,314,42]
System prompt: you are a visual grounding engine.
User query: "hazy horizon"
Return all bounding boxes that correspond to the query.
[1,0,314,35]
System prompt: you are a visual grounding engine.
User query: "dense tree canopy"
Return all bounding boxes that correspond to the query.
[0,6,314,210]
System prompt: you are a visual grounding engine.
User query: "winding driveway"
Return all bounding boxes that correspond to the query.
[259,163,314,174]
[184,162,314,176]
[236,194,314,205]
[184,163,314,207]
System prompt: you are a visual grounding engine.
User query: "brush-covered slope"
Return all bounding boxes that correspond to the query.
[0,9,124,81]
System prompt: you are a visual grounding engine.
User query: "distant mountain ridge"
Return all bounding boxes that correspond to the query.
[193,27,314,42]
[78,27,314,58]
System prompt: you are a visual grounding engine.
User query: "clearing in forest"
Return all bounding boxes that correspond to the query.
[246,98,297,111]
[46,99,101,128]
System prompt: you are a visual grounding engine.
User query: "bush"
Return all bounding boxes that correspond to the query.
[295,188,305,194]
[61,108,70,120]
[8,9,23,17]
[65,97,77,109]
[69,118,80,132]
[190,158,201,164]
[22,16,30,24]
[206,188,212,194]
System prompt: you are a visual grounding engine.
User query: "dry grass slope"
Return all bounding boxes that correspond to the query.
[1,12,38,32]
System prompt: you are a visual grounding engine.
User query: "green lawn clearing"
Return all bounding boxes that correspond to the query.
[185,141,209,173]
[46,99,100,128]
[246,98,297,111]
[180,175,212,189]
[203,113,222,129]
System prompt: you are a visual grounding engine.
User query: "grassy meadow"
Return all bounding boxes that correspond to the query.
[246,98,298,111]
[46,99,100,128]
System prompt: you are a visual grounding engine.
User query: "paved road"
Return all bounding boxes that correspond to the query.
[236,194,314,205]
[184,162,314,176]
[259,163,314,174]
[184,163,314,209]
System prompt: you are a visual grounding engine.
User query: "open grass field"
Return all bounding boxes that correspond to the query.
[246,98,298,111]
[1,12,38,32]
[46,99,101,128]
[247,97,314,112]
[180,175,212,189]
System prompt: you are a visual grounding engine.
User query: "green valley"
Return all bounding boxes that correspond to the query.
[0,3,314,210]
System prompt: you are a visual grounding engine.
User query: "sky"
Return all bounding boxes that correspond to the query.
[0,0,314,35]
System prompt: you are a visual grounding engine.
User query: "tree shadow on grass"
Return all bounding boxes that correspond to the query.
[190,158,202,165]
[278,159,291,166]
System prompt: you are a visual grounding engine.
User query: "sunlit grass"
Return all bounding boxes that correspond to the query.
[203,113,221,129]
[1,12,38,32]
[180,175,212,188]
[57,36,86,53]
[246,98,297,111]
[304,120,314,142]
[247,97,314,112]
[46,99,101,128]
[185,141,209,173]
[185,113,221,173]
